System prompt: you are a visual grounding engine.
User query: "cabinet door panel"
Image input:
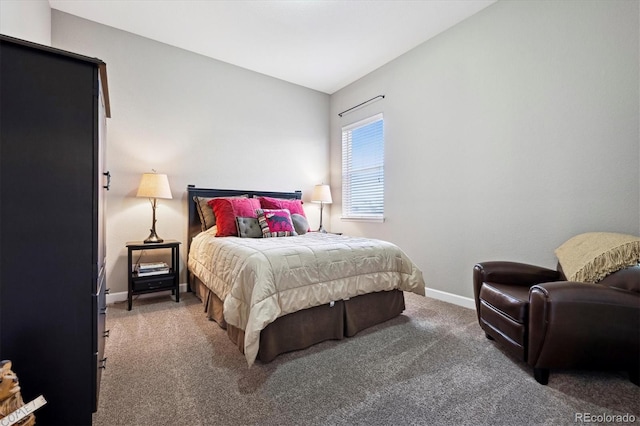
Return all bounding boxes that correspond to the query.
[94,268,107,411]
[0,36,107,425]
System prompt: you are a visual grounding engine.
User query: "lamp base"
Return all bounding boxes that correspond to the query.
[144,228,164,244]
[317,203,327,233]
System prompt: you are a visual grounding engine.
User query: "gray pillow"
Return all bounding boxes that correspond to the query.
[193,196,216,231]
[235,217,263,238]
[291,214,309,235]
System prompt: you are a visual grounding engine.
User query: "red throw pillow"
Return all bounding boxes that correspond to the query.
[257,196,308,231]
[209,197,261,237]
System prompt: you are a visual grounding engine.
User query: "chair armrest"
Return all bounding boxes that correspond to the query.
[474,261,560,286]
[473,262,560,317]
[528,281,640,369]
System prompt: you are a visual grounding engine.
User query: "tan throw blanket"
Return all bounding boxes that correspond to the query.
[188,229,426,365]
[554,232,640,283]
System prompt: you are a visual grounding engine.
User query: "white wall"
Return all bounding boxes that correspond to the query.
[0,0,51,45]
[329,0,640,299]
[51,11,330,294]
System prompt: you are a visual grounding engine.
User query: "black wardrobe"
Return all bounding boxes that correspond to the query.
[0,34,110,425]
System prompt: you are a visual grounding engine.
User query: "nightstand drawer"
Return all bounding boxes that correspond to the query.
[132,276,175,292]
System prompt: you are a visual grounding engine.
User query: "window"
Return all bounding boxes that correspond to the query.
[341,113,384,221]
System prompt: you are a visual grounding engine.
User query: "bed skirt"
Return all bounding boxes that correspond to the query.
[190,275,406,363]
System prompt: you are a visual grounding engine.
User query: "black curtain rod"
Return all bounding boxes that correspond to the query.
[338,95,385,117]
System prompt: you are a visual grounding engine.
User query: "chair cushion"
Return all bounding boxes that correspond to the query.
[479,282,530,324]
[479,301,526,359]
[598,264,640,293]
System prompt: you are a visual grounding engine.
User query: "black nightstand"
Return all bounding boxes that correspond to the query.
[126,240,180,310]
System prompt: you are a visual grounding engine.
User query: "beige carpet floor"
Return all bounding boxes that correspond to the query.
[92,291,639,426]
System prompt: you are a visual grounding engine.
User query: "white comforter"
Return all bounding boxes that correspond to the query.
[188,228,426,365]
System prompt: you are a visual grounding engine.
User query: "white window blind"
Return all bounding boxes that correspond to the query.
[341,113,384,220]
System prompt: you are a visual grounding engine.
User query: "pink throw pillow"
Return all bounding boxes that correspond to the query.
[257,196,308,231]
[256,209,296,237]
[258,196,305,216]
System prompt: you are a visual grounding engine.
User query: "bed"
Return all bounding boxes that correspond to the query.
[186,185,426,365]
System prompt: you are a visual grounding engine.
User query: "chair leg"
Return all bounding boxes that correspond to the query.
[533,368,549,385]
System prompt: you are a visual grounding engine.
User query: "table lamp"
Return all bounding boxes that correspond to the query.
[137,172,172,243]
[311,184,332,233]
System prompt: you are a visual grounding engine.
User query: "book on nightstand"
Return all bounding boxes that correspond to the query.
[135,262,170,276]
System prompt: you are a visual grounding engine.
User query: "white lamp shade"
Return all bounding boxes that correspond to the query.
[311,184,332,204]
[136,173,173,199]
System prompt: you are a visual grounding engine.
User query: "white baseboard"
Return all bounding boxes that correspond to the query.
[106,283,189,305]
[425,287,476,310]
[107,283,476,311]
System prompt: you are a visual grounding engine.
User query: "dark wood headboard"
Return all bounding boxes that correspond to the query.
[186,185,302,249]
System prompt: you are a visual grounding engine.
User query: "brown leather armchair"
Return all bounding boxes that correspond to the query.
[473,261,640,385]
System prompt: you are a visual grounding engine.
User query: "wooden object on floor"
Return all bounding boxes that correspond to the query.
[0,360,36,426]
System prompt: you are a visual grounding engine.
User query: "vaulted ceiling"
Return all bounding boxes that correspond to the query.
[49,0,496,94]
